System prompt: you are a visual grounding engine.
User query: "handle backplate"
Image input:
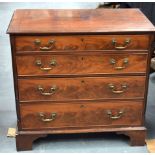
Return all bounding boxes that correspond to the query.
[37,85,58,96]
[108,83,127,94]
[38,112,57,122]
[112,38,131,50]
[110,58,128,70]
[34,39,55,51]
[107,110,124,120]
[35,59,57,71]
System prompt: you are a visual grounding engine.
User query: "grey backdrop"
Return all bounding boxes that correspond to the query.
[0,2,100,112]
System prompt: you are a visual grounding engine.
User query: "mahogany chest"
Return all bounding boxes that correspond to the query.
[7,9,155,151]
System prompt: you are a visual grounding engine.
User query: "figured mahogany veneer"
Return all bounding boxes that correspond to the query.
[18,76,146,102]
[15,35,150,52]
[20,101,143,130]
[16,53,148,76]
[7,9,155,151]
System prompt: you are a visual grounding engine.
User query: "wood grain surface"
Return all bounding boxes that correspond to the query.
[16,53,148,76]
[14,35,150,51]
[20,100,143,129]
[7,9,155,33]
[18,76,146,101]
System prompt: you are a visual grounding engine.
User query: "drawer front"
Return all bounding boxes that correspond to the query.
[16,53,148,76]
[15,35,150,52]
[18,76,145,102]
[20,101,143,130]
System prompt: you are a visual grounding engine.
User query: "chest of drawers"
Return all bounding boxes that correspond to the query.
[7,9,155,151]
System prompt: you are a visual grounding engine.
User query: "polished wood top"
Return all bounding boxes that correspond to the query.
[7,9,155,34]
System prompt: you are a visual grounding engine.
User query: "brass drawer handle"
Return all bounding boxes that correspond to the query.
[112,38,131,50]
[34,39,55,51]
[107,110,124,120]
[108,83,127,94]
[37,85,58,96]
[39,112,57,122]
[35,59,57,71]
[110,58,128,70]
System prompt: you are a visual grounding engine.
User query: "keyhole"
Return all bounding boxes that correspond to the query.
[81,80,85,83]
[80,105,85,108]
[81,57,84,60]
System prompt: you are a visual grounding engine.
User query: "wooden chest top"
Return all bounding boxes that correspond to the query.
[7,9,155,34]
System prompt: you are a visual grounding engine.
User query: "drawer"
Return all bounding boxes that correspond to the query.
[18,76,145,102]
[15,35,150,52]
[20,100,143,130]
[16,53,148,76]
